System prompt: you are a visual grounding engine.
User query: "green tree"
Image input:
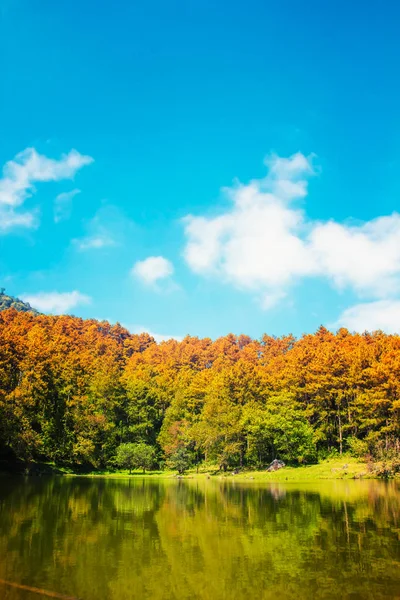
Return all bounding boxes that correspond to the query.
[115,443,137,474]
[167,447,192,475]
[115,442,156,474]
[243,395,316,466]
[191,373,244,470]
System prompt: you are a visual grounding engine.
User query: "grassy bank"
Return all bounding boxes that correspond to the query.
[220,456,369,482]
[3,456,398,481]
[64,456,384,481]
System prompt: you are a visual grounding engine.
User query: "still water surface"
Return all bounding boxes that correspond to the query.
[0,477,399,600]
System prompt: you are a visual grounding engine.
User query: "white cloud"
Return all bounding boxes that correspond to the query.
[333,300,400,334]
[54,189,81,223]
[182,152,400,309]
[0,148,93,231]
[0,207,37,231]
[260,290,287,310]
[310,215,400,297]
[72,206,125,251]
[132,256,174,286]
[265,152,315,179]
[75,234,115,251]
[127,324,183,343]
[183,153,317,307]
[21,290,91,314]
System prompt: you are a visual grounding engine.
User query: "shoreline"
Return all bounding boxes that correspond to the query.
[45,456,390,481]
[2,456,398,481]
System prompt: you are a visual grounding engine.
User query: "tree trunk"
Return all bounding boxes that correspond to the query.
[385,420,389,452]
[338,408,343,455]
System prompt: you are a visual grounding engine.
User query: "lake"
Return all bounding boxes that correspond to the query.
[0,477,399,599]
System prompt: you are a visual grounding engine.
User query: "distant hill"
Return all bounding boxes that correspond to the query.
[0,288,40,315]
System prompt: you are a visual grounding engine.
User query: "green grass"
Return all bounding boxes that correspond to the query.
[64,456,373,481]
[216,456,369,482]
[67,469,168,478]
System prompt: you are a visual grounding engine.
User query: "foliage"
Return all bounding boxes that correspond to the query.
[0,306,398,474]
[346,436,369,458]
[166,447,192,474]
[115,442,156,473]
[0,289,39,315]
[115,443,139,473]
[243,395,317,466]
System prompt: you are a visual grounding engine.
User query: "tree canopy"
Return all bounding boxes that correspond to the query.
[0,289,39,315]
[0,308,399,472]
[115,443,155,473]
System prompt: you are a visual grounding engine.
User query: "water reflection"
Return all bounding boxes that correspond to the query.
[0,477,399,599]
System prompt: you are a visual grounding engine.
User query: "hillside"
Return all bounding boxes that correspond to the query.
[0,289,40,315]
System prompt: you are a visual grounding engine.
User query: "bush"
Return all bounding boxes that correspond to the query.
[347,437,369,458]
[372,457,400,478]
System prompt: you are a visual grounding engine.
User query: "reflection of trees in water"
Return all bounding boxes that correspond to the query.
[154,481,400,600]
[0,477,166,600]
[0,479,399,600]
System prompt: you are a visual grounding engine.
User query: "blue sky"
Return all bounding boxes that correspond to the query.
[2,0,400,340]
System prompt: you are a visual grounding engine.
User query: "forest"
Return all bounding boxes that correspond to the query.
[0,306,399,473]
